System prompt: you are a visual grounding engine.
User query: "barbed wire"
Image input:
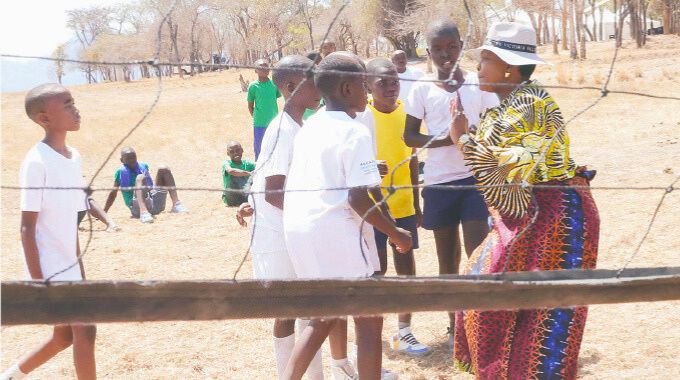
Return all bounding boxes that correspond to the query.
[3,54,680,101]
[2,183,674,193]
[617,174,679,277]
[3,0,678,285]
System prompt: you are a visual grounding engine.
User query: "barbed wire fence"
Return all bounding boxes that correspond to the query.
[0,0,678,289]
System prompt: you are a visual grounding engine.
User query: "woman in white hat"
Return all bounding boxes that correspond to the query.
[449,22,600,379]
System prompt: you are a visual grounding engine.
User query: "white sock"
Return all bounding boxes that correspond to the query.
[274,334,295,379]
[296,319,324,380]
[1,364,27,380]
[398,322,410,331]
[331,357,349,367]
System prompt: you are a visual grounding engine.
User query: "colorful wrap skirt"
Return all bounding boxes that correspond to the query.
[454,176,600,379]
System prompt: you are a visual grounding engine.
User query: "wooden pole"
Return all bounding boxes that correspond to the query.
[2,267,680,326]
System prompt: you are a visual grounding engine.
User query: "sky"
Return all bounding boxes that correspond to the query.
[1,0,123,92]
[0,0,122,56]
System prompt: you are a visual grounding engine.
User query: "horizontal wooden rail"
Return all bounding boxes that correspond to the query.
[2,267,680,326]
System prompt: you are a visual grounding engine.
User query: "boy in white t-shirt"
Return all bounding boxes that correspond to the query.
[246,55,326,380]
[282,53,412,380]
[403,20,499,343]
[2,84,97,380]
[390,50,424,103]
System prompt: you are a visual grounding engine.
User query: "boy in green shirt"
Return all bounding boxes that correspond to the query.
[222,141,255,206]
[247,58,281,160]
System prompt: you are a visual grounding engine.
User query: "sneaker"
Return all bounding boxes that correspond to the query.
[170,202,188,213]
[331,361,358,380]
[105,223,120,232]
[393,327,431,356]
[139,212,154,223]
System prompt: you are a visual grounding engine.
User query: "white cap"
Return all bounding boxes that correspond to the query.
[469,22,549,66]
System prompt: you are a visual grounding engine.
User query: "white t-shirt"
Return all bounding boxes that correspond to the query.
[398,66,425,103]
[20,142,87,281]
[249,112,301,254]
[283,110,381,279]
[404,71,499,185]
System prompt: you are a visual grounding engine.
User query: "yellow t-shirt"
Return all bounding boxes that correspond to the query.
[368,100,415,219]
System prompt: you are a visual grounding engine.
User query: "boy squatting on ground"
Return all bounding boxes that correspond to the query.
[237,55,386,380]
[247,58,282,160]
[103,147,187,224]
[354,57,430,357]
[281,52,413,380]
[222,140,255,207]
[1,84,97,380]
[403,19,499,344]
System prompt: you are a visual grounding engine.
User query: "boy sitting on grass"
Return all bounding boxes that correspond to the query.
[103,147,187,223]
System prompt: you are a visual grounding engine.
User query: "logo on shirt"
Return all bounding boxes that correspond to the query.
[360,160,378,175]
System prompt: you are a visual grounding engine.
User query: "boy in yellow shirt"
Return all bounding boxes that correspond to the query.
[356,58,430,357]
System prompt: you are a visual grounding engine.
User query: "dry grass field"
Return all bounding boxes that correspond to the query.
[2,36,680,379]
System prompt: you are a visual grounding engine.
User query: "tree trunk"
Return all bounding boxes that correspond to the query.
[562,1,569,50]
[591,0,597,41]
[570,0,578,59]
[552,3,559,54]
[599,6,604,41]
[579,0,587,58]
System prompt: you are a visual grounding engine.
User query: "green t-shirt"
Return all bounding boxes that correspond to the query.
[222,159,255,205]
[114,163,150,207]
[247,79,281,128]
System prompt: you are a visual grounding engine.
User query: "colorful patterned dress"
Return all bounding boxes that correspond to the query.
[453,81,600,379]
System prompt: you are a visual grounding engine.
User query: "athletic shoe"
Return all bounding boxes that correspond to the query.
[170,202,188,213]
[139,212,154,223]
[331,361,358,380]
[392,327,431,356]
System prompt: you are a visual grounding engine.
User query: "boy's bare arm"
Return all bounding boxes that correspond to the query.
[348,186,412,253]
[103,179,120,212]
[264,175,286,210]
[368,187,392,221]
[20,211,43,279]
[248,101,255,116]
[409,152,422,226]
[77,232,86,280]
[404,114,453,148]
[226,168,252,177]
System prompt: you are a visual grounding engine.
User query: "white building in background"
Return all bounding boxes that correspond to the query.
[486,0,661,42]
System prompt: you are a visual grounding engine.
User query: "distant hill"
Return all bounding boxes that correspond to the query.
[1,38,87,93]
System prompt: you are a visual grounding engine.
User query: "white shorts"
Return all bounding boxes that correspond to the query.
[285,218,376,279]
[251,250,297,280]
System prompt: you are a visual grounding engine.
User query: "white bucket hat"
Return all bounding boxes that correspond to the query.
[469,22,549,66]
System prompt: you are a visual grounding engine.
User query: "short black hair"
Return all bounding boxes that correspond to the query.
[24,83,68,121]
[426,19,461,45]
[272,55,314,91]
[518,64,536,79]
[314,52,365,98]
[366,57,396,76]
